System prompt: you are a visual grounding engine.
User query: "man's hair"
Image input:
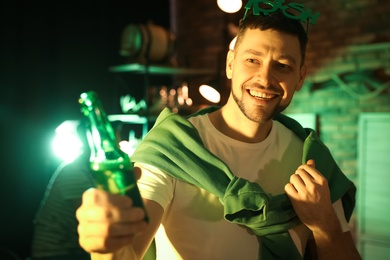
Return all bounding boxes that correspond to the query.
[235,9,308,66]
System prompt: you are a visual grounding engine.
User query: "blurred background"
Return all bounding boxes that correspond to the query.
[0,0,389,259]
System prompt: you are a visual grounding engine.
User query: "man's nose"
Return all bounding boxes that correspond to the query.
[254,64,274,87]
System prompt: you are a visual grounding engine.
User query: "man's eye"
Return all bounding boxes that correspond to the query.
[247,58,259,64]
[276,63,292,70]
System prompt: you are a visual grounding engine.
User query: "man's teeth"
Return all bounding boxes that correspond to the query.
[249,90,277,99]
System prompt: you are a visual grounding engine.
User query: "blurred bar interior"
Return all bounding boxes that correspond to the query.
[1,0,389,259]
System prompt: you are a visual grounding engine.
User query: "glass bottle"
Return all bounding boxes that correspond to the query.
[78,91,148,221]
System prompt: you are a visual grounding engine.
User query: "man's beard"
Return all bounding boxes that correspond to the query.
[232,90,288,124]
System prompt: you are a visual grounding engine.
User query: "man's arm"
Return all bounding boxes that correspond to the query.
[285,160,362,260]
[76,190,164,260]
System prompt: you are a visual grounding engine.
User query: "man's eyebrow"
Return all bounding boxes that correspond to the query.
[243,49,263,56]
[242,50,297,65]
[278,54,297,65]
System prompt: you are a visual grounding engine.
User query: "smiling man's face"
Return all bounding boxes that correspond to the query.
[226,28,307,124]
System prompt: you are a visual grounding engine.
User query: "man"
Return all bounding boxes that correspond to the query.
[76,9,362,260]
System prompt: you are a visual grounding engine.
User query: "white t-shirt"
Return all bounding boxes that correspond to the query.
[137,113,349,260]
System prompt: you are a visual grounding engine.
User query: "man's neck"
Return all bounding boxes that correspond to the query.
[208,105,273,143]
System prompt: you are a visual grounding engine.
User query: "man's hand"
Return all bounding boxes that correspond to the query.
[284,159,335,232]
[76,168,148,254]
[285,160,362,260]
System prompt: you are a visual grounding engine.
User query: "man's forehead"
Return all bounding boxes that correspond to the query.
[237,29,302,61]
[240,29,300,48]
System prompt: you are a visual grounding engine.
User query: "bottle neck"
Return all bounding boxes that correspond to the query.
[83,101,124,164]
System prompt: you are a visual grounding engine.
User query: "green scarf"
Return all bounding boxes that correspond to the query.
[131,107,356,259]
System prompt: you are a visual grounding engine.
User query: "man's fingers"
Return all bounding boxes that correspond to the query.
[297,160,325,181]
[295,169,316,186]
[82,188,133,208]
[289,172,306,188]
[284,182,298,196]
[76,205,146,223]
[78,221,148,238]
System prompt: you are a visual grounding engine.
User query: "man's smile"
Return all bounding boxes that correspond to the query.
[248,89,280,100]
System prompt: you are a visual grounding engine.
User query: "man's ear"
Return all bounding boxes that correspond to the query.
[296,63,307,91]
[226,50,234,79]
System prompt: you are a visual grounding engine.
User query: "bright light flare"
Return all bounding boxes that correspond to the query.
[217,0,242,13]
[52,120,83,163]
[199,84,221,104]
[119,140,139,156]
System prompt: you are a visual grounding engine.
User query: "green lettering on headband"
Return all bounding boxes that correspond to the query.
[243,0,320,25]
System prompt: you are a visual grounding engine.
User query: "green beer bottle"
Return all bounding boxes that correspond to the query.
[78,91,148,222]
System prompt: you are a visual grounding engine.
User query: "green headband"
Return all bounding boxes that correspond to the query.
[243,0,320,25]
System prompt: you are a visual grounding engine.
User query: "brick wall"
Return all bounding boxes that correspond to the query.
[285,0,390,184]
[170,0,238,103]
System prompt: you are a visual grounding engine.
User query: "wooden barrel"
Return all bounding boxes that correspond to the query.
[120,23,175,64]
